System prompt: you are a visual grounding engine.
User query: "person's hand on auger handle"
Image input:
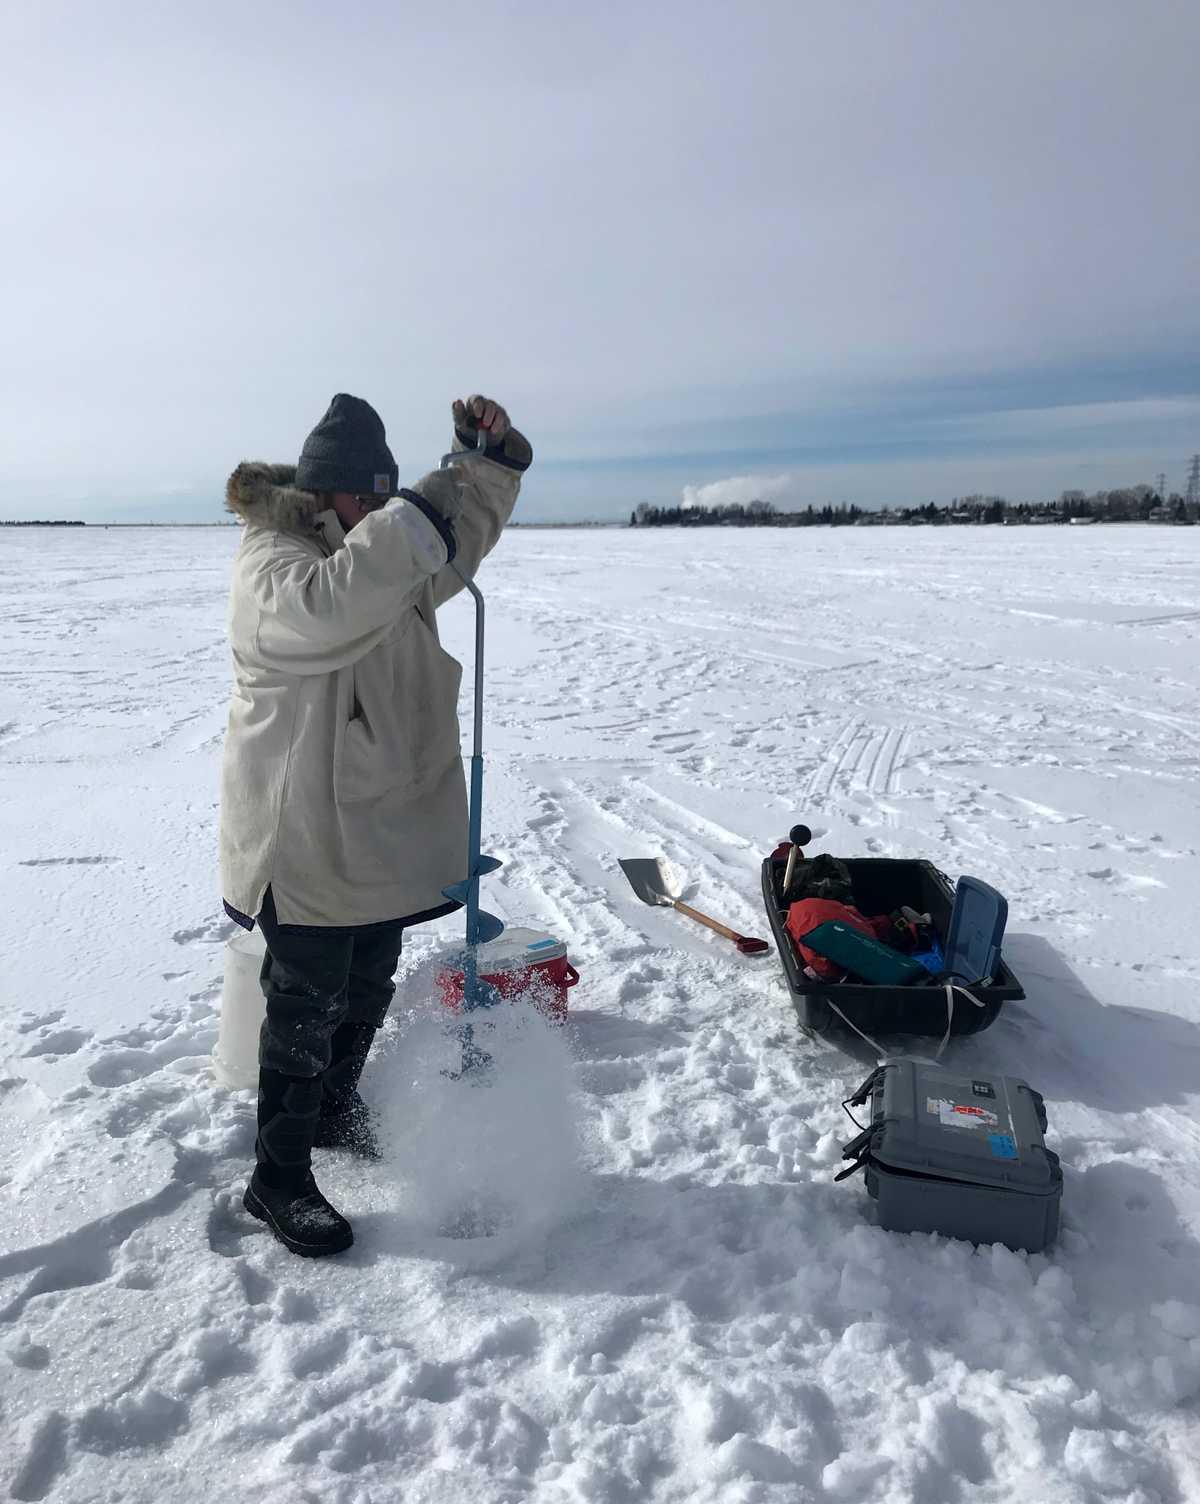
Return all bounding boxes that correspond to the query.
[453,394,511,448]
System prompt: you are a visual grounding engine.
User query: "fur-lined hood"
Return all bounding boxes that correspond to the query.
[225,462,322,531]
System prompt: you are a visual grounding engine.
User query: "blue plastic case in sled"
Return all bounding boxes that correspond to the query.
[944,876,1008,985]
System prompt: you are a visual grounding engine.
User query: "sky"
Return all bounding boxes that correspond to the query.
[2,0,1198,523]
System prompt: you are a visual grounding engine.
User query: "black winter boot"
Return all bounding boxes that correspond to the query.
[314,1021,382,1158]
[244,1068,353,1257]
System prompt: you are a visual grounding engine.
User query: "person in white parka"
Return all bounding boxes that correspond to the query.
[219,392,531,1257]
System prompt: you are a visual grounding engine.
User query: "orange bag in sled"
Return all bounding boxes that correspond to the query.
[786,898,882,981]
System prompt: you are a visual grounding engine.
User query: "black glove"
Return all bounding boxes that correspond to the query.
[453,394,509,447]
[452,394,533,472]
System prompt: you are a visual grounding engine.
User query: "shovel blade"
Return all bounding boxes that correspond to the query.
[619,857,683,907]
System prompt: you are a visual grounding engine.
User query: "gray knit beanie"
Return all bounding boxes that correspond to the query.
[294,393,399,497]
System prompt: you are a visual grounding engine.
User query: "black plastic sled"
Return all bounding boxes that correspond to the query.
[761,854,1024,1044]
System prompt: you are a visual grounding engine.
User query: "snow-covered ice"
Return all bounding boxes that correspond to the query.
[2,523,1199,1502]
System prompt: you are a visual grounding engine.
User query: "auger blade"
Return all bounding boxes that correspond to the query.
[474,911,506,945]
[442,855,503,908]
[442,1026,494,1079]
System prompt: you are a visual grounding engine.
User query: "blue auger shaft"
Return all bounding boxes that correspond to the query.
[439,426,504,1052]
[459,590,485,988]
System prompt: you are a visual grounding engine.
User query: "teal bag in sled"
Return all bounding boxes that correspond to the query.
[800,920,928,986]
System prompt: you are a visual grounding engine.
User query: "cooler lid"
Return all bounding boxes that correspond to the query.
[944,876,1007,984]
[447,927,566,973]
[871,1058,1060,1195]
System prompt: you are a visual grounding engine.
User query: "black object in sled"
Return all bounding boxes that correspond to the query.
[761,855,1024,1042]
[838,1058,1062,1253]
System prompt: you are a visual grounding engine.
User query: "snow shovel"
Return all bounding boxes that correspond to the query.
[440,427,505,1076]
[620,858,770,955]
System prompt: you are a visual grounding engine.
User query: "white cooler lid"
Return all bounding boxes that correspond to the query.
[448,927,566,973]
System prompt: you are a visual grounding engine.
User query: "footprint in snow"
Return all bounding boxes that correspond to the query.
[166,1327,258,1393]
[5,1333,52,1371]
[16,1010,65,1035]
[231,1260,275,1308]
[9,1410,70,1503]
[104,1079,189,1138]
[73,1387,190,1454]
[288,1327,352,1379]
[172,917,238,946]
[410,1360,461,1404]
[107,1020,177,1049]
[87,1049,162,1089]
[23,1028,91,1060]
[115,1264,159,1292]
[206,1194,268,1261]
[617,961,666,1005]
[85,1022,218,1090]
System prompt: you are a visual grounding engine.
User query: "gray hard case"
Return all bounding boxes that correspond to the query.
[839,1058,1062,1253]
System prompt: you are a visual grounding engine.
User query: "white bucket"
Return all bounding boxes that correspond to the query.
[212,927,267,1089]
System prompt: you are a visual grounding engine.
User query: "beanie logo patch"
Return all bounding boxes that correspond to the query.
[374,474,391,495]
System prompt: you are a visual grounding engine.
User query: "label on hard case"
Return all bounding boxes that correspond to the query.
[926,1097,1001,1131]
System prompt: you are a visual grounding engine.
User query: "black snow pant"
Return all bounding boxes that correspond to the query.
[255,887,405,1080]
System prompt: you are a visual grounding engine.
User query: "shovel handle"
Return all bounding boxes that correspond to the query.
[671,899,741,942]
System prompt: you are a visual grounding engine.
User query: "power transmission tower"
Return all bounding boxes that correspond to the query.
[1156,471,1167,500]
[1187,455,1200,509]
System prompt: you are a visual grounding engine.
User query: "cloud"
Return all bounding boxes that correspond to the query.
[2,2,1197,520]
[934,395,1200,440]
[681,474,793,510]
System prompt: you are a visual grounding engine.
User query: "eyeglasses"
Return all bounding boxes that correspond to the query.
[354,495,389,513]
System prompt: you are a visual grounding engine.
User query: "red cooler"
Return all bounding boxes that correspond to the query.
[437,928,579,1024]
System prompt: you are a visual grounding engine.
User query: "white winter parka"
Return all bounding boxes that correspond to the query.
[219,436,526,927]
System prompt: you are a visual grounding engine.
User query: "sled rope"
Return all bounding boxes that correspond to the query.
[936,982,987,1060]
[825,999,888,1061]
[826,981,987,1065]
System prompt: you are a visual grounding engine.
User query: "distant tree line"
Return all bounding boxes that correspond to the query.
[1,518,87,526]
[630,485,1198,528]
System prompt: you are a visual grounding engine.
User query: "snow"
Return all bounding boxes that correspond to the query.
[3,522,1200,1503]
